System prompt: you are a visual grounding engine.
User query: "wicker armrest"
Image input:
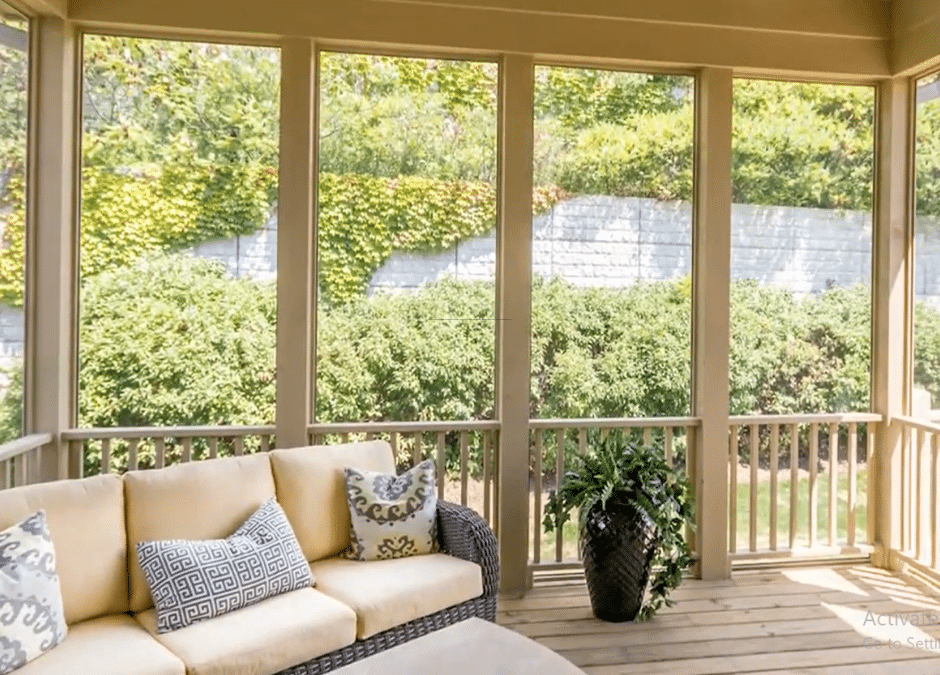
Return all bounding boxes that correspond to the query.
[436,500,499,597]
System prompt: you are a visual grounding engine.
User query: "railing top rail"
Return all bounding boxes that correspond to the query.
[62,425,276,441]
[529,417,700,430]
[728,412,883,425]
[894,415,940,435]
[0,433,53,463]
[308,420,500,433]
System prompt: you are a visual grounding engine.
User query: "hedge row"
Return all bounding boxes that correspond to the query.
[7,255,935,468]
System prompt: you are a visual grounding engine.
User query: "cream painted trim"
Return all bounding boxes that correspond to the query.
[0,433,53,462]
[871,77,915,561]
[692,67,732,581]
[496,54,533,598]
[275,38,315,447]
[67,0,890,78]
[28,16,80,481]
[372,0,890,40]
[14,0,64,19]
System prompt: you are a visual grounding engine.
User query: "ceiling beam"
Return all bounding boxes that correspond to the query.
[69,0,890,79]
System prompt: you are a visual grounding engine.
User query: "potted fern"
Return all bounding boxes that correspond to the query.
[543,431,695,622]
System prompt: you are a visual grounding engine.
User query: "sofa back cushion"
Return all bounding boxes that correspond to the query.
[0,474,127,625]
[270,441,395,562]
[124,453,276,613]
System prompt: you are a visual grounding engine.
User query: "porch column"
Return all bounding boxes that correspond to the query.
[692,67,732,579]
[28,17,79,480]
[496,54,534,597]
[275,39,316,448]
[871,77,913,567]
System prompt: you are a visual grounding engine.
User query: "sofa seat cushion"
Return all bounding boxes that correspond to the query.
[10,613,184,675]
[310,553,483,640]
[136,587,357,675]
[0,474,127,625]
[124,453,276,613]
[270,441,396,562]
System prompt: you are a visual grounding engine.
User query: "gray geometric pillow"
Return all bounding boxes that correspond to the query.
[136,498,312,633]
[343,459,438,561]
[0,510,67,675]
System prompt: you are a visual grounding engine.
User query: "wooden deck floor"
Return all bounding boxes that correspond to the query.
[498,565,940,674]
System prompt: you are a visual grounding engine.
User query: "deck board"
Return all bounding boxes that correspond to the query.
[498,565,940,674]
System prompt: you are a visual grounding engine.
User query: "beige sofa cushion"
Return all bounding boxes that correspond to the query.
[0,474,127,624]
[310,553,483,639]
[12,613,184,675]
[136,588,357,675]
[124,453,276,612]
[270,441,396,562]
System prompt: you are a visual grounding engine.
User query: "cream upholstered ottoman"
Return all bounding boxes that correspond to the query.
[332,617,586,674]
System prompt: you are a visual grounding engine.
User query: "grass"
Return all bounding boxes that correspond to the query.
[534,466,869,562]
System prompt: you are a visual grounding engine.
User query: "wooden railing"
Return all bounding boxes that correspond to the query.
[308,421,500,531]
[528,417,700,571]
[0,433,53,489]
[60,426,277,476]
[893,415,940,570]
[728,413,881,561]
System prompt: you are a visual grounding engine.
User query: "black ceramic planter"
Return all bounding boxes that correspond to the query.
[580,500,658,622]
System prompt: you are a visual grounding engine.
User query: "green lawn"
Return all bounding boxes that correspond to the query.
[535,467,868,562]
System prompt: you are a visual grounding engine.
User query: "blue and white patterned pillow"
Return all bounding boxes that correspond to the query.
[0,510,67,675]
[136,498,312,633]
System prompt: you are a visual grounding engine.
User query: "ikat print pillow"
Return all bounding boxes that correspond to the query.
[343,459,438,561]
[136,498,312,633]
[0,510,67,675]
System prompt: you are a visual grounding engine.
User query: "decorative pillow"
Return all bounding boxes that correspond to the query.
[343,459,438,561]
[136,498,312,633]
[0,510,67,675]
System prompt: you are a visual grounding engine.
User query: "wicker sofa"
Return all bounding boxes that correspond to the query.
[0,440,498,675]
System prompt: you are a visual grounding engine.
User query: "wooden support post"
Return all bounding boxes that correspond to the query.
[692,67,732,579]
[871,77,913,568]
[28,17,79,481]
[275,39,316,449]
[496,54,533,597]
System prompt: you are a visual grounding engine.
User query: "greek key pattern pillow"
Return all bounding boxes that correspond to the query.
[343,459,438,561]
[0,510,67,675]
[136,498,312,633]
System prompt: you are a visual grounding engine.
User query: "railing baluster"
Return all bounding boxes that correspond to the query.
[867,424,876,546]
[919,429,930,563]
[933,434,939,568]
[533,430,543,565]
[68,439,83,478]
[15,453,26,487]
[749,424,758,552]
[769,424,778,551]
[729,425,737,553]
[459,431,469,506]
[100,438,111,475]
[155,437,165,469]
[436,432,445,499]
[492,432,499,538]
[685,426,696,556]
[642,426,651,447]
[809,423,818,548]
[413,431,422,467]
[182,437,192,463]
[847,423,857,547]
[664,426,673,469]
[0,459,8,490]
[209,437,218,459]
[790,424,799,550]
[906,425,913,551]
[828,423,838,547]
[128,439,139,471]
[233,437,244,457]
[483,431,491,526]
[341,432,350,444]
[260,435,270,453]
[390,432,398,466]
[555,428,565,562]
[578,427,588,457]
